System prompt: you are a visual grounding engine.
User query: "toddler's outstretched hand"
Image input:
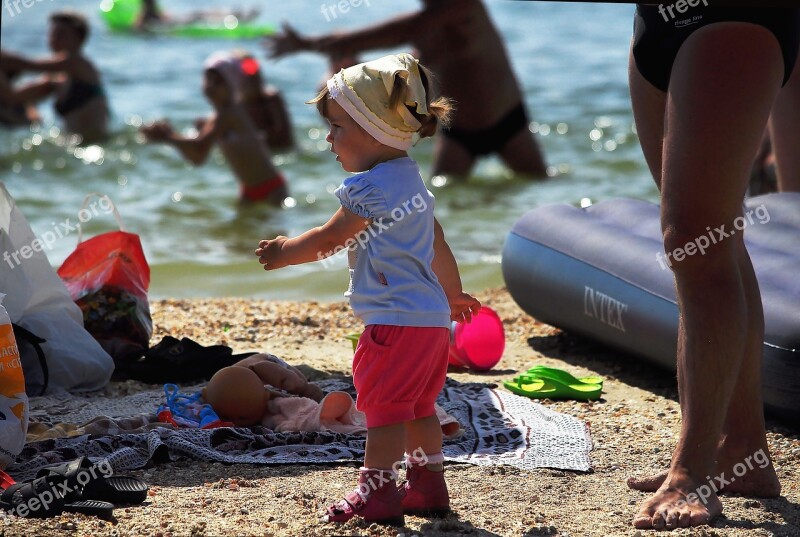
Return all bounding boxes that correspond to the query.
[449,292,481,323]
[255,237,289,270]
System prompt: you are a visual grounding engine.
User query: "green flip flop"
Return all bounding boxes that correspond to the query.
[515,365,604,389]
[503,373,602,400]
[344,333,361,352]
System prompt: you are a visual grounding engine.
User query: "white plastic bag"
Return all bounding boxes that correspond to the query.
[0,182,114,393]
[0,295,27,469]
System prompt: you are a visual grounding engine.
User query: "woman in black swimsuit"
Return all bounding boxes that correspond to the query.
[626,5,800,530]
[11,11,109,143]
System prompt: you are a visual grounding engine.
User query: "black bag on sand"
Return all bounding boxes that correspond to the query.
[113,336,256,384]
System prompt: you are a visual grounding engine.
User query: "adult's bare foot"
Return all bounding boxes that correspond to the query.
[628,444,781,497]
[633,471,723,530]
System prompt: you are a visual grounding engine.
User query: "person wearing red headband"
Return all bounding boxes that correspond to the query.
[235,52,294,151]
[141,51,289,205]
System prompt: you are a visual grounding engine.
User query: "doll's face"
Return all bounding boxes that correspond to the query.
[203,366,269,426]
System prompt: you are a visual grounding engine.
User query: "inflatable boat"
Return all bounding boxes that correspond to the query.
[99,0,275,38]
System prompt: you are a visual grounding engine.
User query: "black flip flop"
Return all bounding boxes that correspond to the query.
[82,474,149,505]
[36,457,148,506]
[64,499,115,520]
[0,474,66,518]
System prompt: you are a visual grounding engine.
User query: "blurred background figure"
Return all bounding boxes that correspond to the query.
[135,0,259,31]
[234,51,294,151]
[3,11,109,143]
[266,0,548,180]
[0,51,43,127]
[766,41,800,193]
[140,52,289,206]
[750,41,800,195]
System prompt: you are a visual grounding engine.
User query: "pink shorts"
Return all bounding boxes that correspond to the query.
[352,324,449,428]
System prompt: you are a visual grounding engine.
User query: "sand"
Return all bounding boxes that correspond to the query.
[2,288,798,537]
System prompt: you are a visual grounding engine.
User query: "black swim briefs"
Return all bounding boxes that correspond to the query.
[633,4,800,91]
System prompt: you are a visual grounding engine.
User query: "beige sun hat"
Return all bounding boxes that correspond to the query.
[326,52,428,151]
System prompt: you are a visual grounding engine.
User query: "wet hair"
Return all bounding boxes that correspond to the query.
[50,11,89,44]
[308,63,453,139]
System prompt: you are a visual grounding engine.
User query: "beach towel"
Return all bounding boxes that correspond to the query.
[7,378,592,482]
[262,391,461,437]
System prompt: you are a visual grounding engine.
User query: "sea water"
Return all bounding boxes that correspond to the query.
[0,0,657,300]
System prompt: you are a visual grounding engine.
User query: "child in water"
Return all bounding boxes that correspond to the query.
[255,53,480,525]
[235,52,294,150]
[141,52,288,205]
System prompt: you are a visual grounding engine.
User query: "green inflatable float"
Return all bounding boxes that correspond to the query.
[99,0,275,38]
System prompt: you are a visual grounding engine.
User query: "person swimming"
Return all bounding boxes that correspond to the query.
[0,54,34,126]
[231,51,294,151]
[265,0,548,179]
[6,12,109,142]
[141,52,289,205]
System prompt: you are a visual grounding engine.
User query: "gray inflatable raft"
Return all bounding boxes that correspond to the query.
[502,193,800,422]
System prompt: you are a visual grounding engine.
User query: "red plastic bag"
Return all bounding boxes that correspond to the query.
[57,194,152,362]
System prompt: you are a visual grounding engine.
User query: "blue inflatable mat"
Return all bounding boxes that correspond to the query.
[502,193,800,422]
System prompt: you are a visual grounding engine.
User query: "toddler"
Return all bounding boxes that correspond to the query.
[255,53,480,525]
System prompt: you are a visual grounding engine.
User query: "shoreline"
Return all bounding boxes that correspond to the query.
[5,288,799,536]
[146,260,506,302]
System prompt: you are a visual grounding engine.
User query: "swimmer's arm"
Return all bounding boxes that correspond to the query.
[310,12,420,55]
[162,115,219,165]
[0,72,15,103]
[268,9,425,58]
[432,218,480,322]
[6,53,75,74]
[256,206,369,269]
[11,79,58,104]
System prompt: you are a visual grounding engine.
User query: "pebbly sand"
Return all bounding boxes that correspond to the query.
[2,288,799,537]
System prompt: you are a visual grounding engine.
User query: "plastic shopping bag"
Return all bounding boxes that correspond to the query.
[0,182,113,394]
[0,295,27,469]
[57,194,152,363]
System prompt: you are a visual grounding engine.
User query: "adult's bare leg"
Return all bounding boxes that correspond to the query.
[768,43,800,192]
[497,127,547,177]
[430,133,476,178]
[628,47,781,500]
[629,23,783,530]
[628,241,781,499]
[628,47,666,188]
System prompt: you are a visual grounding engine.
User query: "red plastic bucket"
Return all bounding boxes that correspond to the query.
[448,306,505,371]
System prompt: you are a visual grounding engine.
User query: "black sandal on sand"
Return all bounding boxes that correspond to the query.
[82,474,149,505]
[36,457,148,506]
[115,336,248,383]
[64,499,115,520]
[0,474,66,518]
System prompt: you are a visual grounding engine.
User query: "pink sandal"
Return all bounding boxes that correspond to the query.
[400,463,451,517]
[325,468,404,526]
